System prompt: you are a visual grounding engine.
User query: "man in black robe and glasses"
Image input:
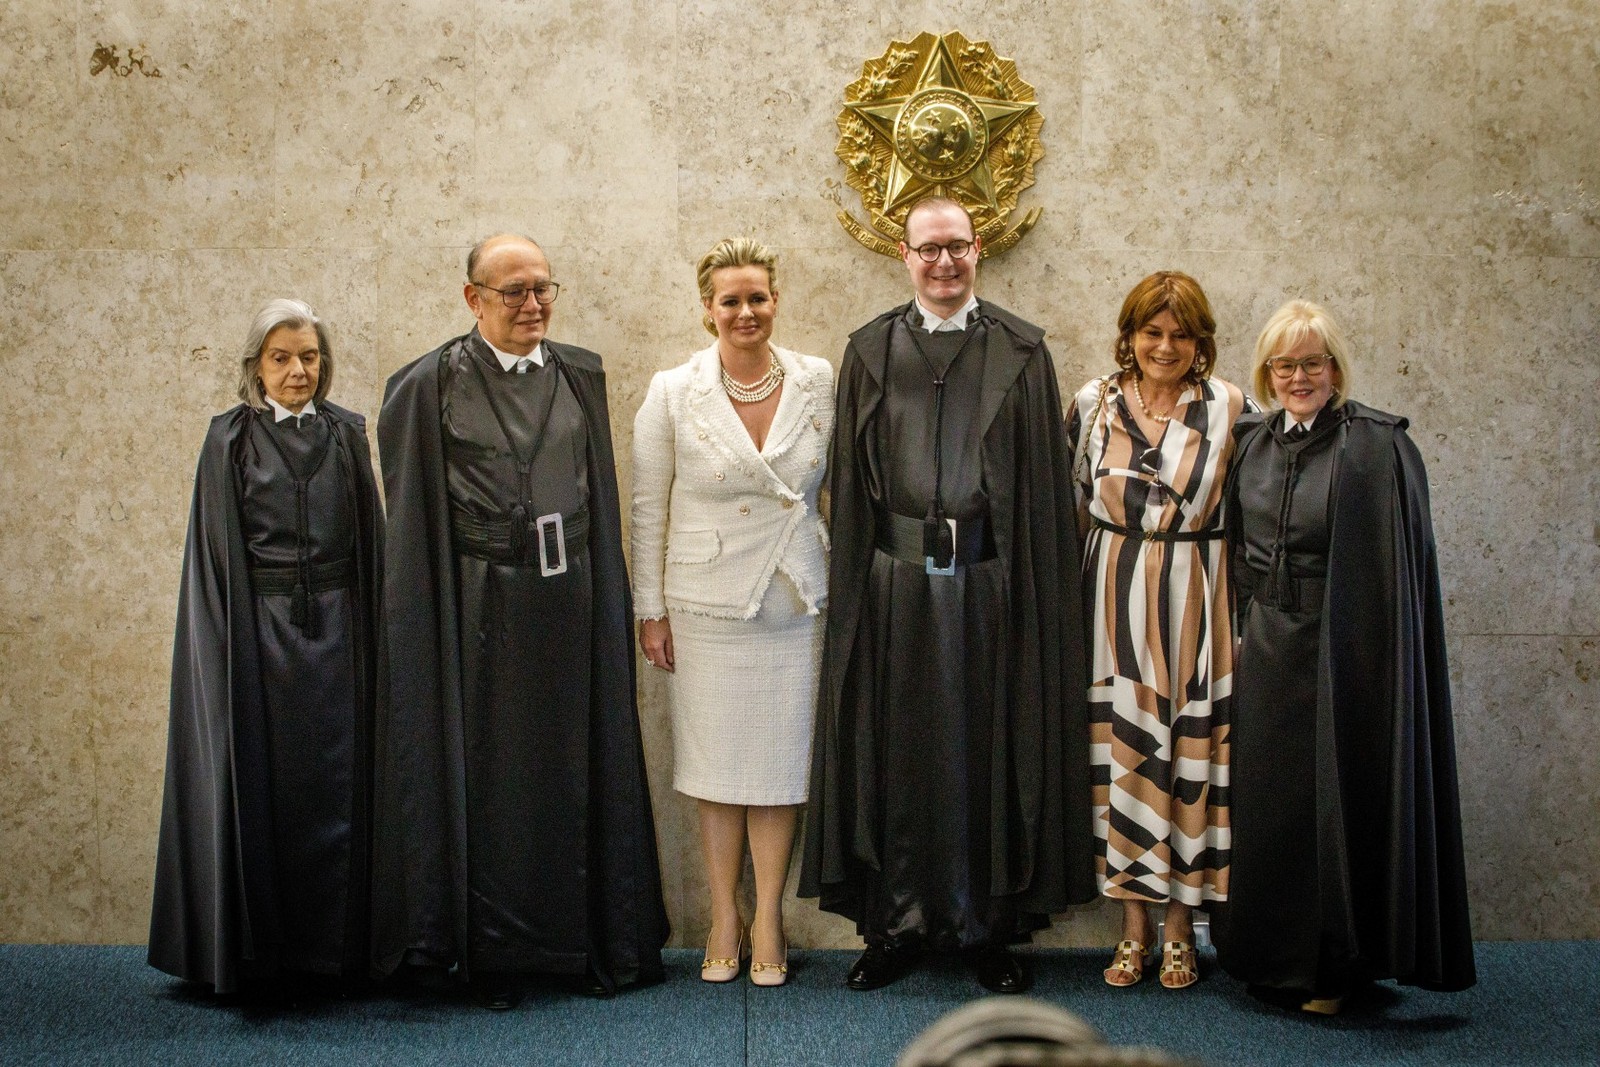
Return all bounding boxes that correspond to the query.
[372,233,667,1009]
[799,198,1095,994]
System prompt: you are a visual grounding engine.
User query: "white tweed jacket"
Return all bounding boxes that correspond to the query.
[630,344,833,620]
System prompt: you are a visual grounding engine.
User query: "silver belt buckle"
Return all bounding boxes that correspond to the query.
[536,512,567,577]
[925,517,957,577]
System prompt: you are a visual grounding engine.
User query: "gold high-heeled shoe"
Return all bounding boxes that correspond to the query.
[749,942,789,988]
[701,925,749,983]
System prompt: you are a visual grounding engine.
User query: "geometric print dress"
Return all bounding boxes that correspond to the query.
[1069,373,1246,907]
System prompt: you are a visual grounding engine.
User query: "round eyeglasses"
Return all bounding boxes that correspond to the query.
[473,281,561,308]
[1266,354,1334,379]
[910,240,974,262]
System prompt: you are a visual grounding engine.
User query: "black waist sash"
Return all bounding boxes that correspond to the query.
[1240,566,1326,612]
[452,506,589,570]
[874,509,995,567]
[250,556,355,596]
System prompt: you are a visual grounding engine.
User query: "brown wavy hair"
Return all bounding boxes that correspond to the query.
[1113,271,1217,385]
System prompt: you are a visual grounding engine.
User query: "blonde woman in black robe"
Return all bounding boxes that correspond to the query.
[1213,300,1474,1013]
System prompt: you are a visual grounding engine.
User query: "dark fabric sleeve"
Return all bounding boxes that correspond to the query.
[799,337,877,897]
[556,349,670,988]
[1390,426,1476,990]
[370,348,467,974]
[148,409,279,993]
[325,404,384,966]
[1321,412,1475,991]
[987,341,1096,910]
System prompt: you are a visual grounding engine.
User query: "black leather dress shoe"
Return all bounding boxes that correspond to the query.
[846,943,917,991]
[969,946,1029,994]
[577,968,613,998]
[470,976,522,1011]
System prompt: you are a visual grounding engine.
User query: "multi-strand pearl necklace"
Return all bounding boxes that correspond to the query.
[721,351,784,404]
[1131,377,1172,423]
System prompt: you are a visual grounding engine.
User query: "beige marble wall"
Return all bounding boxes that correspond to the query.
[1,1,1595,948]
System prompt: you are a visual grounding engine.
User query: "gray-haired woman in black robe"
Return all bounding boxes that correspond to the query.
[1213,300,1474,1014]
[149,299,383,996]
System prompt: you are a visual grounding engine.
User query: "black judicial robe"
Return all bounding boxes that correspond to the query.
[799,301,1097,934]
[149,402,382,993]
[1212,401,1476,993]
[371,330,667,989]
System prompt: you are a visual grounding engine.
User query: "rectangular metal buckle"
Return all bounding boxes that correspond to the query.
[536,512,567,577]
[925,517,958,576]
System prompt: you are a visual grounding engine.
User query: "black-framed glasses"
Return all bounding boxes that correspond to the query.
[473,281,561,308]
[910,240,974,262]
[1266,354,1334,379]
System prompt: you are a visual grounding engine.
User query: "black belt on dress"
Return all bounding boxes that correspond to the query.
[250,557,355,596]
[452,506,589,575]
[874,509,996,570]
[1091,515,1225,543]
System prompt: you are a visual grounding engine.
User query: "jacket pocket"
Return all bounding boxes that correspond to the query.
[666,527,721,564]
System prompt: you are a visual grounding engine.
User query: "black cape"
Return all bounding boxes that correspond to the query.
[799,300,1097,917]
[149,402,382,993]
[1214,401,1475,991]
[371,330,667,988]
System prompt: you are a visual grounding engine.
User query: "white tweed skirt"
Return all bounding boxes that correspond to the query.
[666,573,822,806]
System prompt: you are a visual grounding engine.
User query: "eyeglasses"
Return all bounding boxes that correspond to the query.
[1266,354,1334,379]
[473,281,562,308]
[910,240,974,262]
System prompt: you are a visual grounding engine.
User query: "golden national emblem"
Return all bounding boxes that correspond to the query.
[833,31,1045,259]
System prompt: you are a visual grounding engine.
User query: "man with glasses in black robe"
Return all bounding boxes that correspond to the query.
[799,198,1095,994]
[372,233,667,1008]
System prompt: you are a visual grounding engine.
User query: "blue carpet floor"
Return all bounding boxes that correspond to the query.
[1,942,1593,1065]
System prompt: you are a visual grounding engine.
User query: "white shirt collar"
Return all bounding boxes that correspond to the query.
[913,295,980,333]
[266,396,316,423]
[1284,410,1317,432]
[483,337,545,371]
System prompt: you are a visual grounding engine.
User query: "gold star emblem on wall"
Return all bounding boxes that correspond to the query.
[833,31,1045,259]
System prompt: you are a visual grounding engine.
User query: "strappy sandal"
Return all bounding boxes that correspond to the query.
[1103,939,1148,987]
[1158,940,1199,989]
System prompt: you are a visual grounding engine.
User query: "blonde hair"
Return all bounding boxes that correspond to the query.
[696,237,778,336]
[1113,271,1217,385]
[1250,300,1353,409]
[237,298,333,409]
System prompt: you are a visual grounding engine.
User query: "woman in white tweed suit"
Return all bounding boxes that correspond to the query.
[631,237,833,988]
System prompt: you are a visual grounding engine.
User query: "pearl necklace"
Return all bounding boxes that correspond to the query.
[721,351,784,404]
[1131,377,1173,423]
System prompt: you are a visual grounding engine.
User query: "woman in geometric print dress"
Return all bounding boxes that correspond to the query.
[1069,271,1248,990]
